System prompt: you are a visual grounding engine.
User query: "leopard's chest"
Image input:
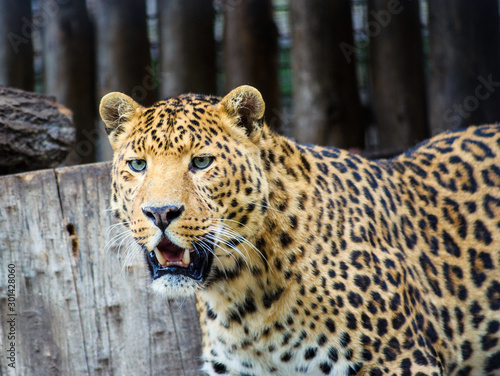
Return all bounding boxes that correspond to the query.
[202,322,355,376]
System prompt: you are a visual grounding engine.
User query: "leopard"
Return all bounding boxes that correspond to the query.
[99,85,500,376]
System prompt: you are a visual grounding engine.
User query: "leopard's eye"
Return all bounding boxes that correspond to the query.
[128,159,147,172]
[192,156,214,170]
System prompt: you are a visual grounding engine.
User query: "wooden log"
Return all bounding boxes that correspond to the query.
[427,0,500,133]
[290,0,366,148]
[41,0,96,165]
[223,0,281,131]
[94,0,153,162]
[368,0,428,149]
[0,87,75,175]
[0,162,202,376]
[0,0,34,90]
[158,0,216,99]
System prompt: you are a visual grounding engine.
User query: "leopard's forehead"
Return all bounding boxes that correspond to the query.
[128,94,222,155]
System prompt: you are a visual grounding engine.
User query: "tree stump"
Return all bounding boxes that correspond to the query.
[0,86,75,175]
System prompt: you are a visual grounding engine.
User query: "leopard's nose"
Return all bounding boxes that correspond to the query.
[142,205,184,232]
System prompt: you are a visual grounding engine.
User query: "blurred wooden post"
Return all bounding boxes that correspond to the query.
[41,0,96,165]
[290,0,366,148]
[158,0,217,98]
[0,163,203,376]
[428,0,500,134]
[368,0,428,149]
[94,0,153,161]
[0,0,34,90]
[224,0,282,131]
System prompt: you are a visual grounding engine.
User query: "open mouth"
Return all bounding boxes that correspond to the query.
[146,237,213,281]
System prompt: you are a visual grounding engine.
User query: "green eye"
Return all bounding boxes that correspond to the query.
[128,159,147,172]
[192,156,214,170]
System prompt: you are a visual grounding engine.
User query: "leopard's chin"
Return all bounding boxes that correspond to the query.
[150,273,204,297]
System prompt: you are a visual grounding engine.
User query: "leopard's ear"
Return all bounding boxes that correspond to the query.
[219,85,265,139]
[99,92,142,149]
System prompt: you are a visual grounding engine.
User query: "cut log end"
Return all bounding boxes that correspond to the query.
[0,86,75,175]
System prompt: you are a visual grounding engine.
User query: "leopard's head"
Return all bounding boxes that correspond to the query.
[100,86,270,295]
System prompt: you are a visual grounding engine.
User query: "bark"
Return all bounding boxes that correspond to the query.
[0,87,75,175]
[368,0,428,149]
[41,0,96,165]
[0,0,34,90]
[94,0,153,160]
[428,0,500,134]
[158,0,216,98]
[290,0,366,148]
[224,0,281,131]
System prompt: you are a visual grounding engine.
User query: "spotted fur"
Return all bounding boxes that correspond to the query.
[100,86,500,376]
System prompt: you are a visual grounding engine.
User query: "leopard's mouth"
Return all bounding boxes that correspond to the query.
[146,237,213,281]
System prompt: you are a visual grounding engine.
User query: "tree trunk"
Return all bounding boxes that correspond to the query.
[0,0,34,90]
[290,0,366,148]
[0,87,75,175]
[94,0,153,160]
[41,0,96,165]
[368,0,428,149]
[428,0,500,134]
[158,0,216,98]
[0,162,203,375]
[224,0,281,131]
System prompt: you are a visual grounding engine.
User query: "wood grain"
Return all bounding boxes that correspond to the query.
[0,162,202,376]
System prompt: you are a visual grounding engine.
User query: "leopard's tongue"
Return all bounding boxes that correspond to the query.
[154,238,192,267]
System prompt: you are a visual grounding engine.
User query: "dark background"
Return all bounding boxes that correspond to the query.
[1,0,500,165]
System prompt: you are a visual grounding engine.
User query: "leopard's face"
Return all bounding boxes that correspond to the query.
[101,88,269,296]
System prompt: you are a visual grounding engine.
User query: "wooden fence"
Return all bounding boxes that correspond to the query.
[0,162,202,376]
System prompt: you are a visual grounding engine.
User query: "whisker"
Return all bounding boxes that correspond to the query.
[209,222,271,270]
[103,229,131,254]
[105,221,131,240]
[103,221,144,276]
[120,240,143,275]
[194,236,228,279]
[206,223,273,276]
[196,234,234,264]
[214,237,251,272]
[207,225,253,271]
